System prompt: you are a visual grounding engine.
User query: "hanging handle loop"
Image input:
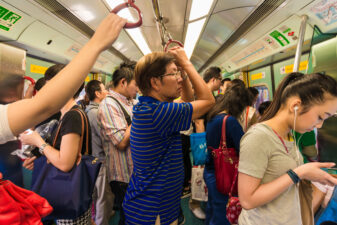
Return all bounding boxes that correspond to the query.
[23,76,36,96]
[111,0,142,29]
[164,39,184,52]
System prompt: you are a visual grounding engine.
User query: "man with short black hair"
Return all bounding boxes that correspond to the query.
[203,66,222,93]
[85,80,113,225]
[221,78,231,94]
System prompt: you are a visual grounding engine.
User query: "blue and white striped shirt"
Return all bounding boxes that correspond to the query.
[123,96,193,225]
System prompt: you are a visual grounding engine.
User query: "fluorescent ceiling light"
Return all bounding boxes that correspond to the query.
[125,28,151,55]
[184,18,206,59]
[104,0,151,55]
[189,0,214,21]
[72,4,95,22]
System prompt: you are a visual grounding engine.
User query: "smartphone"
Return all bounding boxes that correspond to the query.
[322,168,337,175]
[30,147,42,158]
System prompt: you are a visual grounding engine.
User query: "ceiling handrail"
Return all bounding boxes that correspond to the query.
[164,39,184,52]
[111,0,142,29]
[151,0,183,51]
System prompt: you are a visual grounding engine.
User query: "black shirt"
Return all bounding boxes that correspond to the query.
[48,105,92,155]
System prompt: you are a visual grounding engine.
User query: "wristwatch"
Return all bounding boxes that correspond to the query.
[39,143,49,155]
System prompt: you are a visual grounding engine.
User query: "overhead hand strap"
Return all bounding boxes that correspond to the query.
[164,39,184,52]
[23,76,36,96]
[111,0,142,29]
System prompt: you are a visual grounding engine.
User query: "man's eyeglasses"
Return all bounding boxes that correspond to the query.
[159,71,182,80]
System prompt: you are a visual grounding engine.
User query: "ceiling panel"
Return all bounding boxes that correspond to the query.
[211,0,315,72]
[191,6,256,70]
[57,0,143,60]
[214,0,262,11]
[140,0,188,52]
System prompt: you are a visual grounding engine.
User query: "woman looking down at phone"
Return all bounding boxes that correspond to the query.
[238,72,337,225]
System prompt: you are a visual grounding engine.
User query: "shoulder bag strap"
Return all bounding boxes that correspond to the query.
[219,115,229,149]
[72,108,89,155]
[245,106,250,131]
[52,121,63,147]
[107,96,132,126]
[229,164,239,197]
[271,128,289,153]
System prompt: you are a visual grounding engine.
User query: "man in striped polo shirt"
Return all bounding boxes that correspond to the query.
[123,47,215,225]
[98,62,138,225]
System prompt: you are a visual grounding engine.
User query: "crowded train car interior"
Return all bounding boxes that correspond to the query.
[1,0,337,224]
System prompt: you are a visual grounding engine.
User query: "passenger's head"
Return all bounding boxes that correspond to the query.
[85,80,107,102]
[135,52,184,101]
[248,87,259,106]
[221,78,231,93]
[113,61,138,99]
[45,64,84,99]
[261,72,337,132]
[35,77,46,92]
[207,83,250,121]
[203,67,222,91]
[229,79,245,88]
[258,101,271,116]
[44,64,66,81]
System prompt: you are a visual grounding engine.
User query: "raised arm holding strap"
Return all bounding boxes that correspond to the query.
[111,0,142,29]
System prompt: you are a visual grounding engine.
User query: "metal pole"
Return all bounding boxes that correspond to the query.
[152,0,166,48]
[293,15,308,72]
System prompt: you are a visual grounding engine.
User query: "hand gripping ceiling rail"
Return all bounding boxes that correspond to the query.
[111,0,142,29]
[151,0,183,52]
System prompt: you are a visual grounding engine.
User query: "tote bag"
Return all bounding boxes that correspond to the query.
[32,108,101,220]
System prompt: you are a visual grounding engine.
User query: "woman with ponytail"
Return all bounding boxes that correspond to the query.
[204,83,249,225]
[238,72,337,224]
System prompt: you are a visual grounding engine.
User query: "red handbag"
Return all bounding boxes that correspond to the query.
[209,115,239,196]
[0,174,53,225]
[226,168,242,224]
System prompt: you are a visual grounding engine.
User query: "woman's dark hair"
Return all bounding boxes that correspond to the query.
[258,101,271,116]
[261,72,337,121]
[229,79,245,88]
[35,77,46,91]
[85,80,102,101]
[44,63,84,99]
[221,78,231,85]
[44,64,66,81]
[207,83,250,121]
[112,61,136,88]
[247,87,259,106]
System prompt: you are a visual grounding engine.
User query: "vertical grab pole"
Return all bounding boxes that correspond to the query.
[293,15,308,72]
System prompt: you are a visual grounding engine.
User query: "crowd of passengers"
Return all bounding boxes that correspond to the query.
[0,13,337,225]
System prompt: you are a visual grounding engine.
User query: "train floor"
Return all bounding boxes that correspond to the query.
[109,197,206,225]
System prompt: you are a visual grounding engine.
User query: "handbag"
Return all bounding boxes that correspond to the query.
[0,177,53,224]
[31,108,101,220]
[209,115,239,196]
[190,132,207,165]
[191,165,208,201]
[226,168,242,224]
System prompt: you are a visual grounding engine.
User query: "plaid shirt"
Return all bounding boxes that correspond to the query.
[98,90,134,183]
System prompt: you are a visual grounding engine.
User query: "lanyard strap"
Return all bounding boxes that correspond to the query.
[271,128,289,153]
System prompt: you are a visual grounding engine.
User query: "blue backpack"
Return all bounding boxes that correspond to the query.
[315,186,337,225]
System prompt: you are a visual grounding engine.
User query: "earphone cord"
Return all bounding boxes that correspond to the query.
[293,109,301,164]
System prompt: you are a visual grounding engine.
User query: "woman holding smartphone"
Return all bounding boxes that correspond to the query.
[238,72,337,224]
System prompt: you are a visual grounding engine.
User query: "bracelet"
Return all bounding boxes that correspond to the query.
[39,143,49,155]
[287,169,300,184]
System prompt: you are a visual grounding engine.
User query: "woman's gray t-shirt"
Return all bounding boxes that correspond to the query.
[238,123,303,225]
